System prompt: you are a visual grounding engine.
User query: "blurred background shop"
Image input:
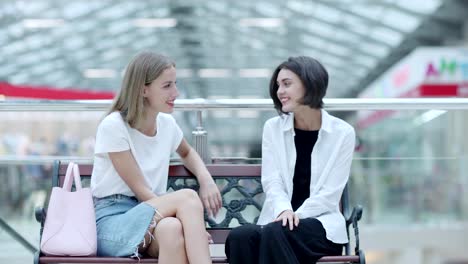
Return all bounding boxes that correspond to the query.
[1,0,468,263]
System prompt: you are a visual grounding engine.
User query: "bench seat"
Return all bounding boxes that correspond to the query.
[37,255,360,263]
[35,161,365,264]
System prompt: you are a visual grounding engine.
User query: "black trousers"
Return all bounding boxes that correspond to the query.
[225,218,343,264]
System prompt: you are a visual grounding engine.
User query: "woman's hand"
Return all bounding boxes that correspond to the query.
[274,209,299,230]
[199,180,222,217]
[176,139,222,217]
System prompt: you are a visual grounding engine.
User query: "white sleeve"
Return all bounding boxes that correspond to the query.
[261,120,292,218]
[170,116,184,152]
[94,115,130,154]
[295,127,355,219]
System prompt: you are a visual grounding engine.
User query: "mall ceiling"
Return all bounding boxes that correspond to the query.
[1,0,467,100]
[1,0,467,155]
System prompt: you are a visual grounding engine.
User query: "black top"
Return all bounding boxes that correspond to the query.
[291,128,319,211]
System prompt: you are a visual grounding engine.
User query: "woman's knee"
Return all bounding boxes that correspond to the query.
[177,189,203,210]
[156,217,184,237]
[262,221,284,234]
[155,217,185,248]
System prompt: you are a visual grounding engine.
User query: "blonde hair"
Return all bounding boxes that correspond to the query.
[108,51,175,128]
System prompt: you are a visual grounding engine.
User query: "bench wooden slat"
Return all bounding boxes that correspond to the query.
[209,229,230,244]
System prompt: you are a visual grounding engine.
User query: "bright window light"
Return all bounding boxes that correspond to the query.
[371,27,403,46]
[320,55,344,68]
[212,110,233,118]
[342,16,369,35]
[237,110,260,118]
[83,69,117,78]
[286,1,314,15]
[108,20,132,34]
[177,69,194,78]
[353,55,378,68]
[10,73,29,84]
[248,39,266,50]
[239,18,283,28]
[207,95,229,99]
[413,110,447,126]
[0,64,18,75]
[315,4,342,24]
[23,19,65,28]
[326,43,351,57]
[237,95,262,99]
[255,2,281,17]
[335,31,361,44]
[199,69,232,78]
[133,18,177,28]
[307,22,336,39]
[301,35,326,49]
[396,0,442,14]
[239,69,271,78]
[359,42,390,57]
[349,5,384,20]
[31,63,53,75]
[382,10,420,33]
[316,55,344,68]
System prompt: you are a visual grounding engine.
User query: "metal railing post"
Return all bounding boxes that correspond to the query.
[192,110,210,163]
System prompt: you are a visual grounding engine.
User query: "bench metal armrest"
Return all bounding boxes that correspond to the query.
[35,206,47,242]
[345,205,363,256]
[35,207,46,224]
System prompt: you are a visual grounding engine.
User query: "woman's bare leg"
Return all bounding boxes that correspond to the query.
[145,189,211,264]
[148,217,188,264]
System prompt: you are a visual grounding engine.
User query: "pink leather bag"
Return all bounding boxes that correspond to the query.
[40,162,97,256]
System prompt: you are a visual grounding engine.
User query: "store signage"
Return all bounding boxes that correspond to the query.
[425,59,468,81]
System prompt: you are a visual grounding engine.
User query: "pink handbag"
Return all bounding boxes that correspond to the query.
[40,162,97,256]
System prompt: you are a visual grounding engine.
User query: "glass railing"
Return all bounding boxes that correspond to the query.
[1,98,468,261]
[349,108,468,225]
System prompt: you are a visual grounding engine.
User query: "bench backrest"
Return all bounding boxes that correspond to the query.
[51,161,350,245]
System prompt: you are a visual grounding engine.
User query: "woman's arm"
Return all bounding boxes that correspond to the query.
[176,138,222,216]
[108,150,157,202]
[261,120,292,219]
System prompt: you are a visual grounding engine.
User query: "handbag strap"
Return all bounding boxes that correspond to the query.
[63,162,82,191]
[73,163,82,190]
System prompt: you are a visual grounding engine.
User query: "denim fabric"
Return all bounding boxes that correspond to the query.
[93,194,156,257]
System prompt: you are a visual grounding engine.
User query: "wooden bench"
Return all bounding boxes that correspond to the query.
[34,161,365,264]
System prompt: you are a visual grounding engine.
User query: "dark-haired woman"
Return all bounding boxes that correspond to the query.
[225,56,355,264]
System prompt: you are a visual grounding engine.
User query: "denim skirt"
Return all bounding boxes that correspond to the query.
[93,194,156,257]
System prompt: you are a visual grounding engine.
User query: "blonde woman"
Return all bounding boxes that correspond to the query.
[91,51,221,264]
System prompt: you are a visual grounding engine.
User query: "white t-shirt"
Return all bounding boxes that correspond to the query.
[91,112,183,198]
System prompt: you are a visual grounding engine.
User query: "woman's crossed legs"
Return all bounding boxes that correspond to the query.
[139,189,211,264]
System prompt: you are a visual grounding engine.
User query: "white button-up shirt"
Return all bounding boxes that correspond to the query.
[257,109,355,244]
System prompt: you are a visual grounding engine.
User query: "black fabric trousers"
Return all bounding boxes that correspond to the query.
[225,218,343,264]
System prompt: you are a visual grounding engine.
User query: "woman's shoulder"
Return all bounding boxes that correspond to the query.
[99,112,126,129]
[157,112,176,121]
[157,113,178,127]
[327,113,355,135]
[264,115,286,127]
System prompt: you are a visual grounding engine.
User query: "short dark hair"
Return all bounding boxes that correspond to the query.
[269,56,328,114]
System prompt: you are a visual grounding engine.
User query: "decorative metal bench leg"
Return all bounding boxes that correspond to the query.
[34,251,40,264]
[359,250,366,264]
